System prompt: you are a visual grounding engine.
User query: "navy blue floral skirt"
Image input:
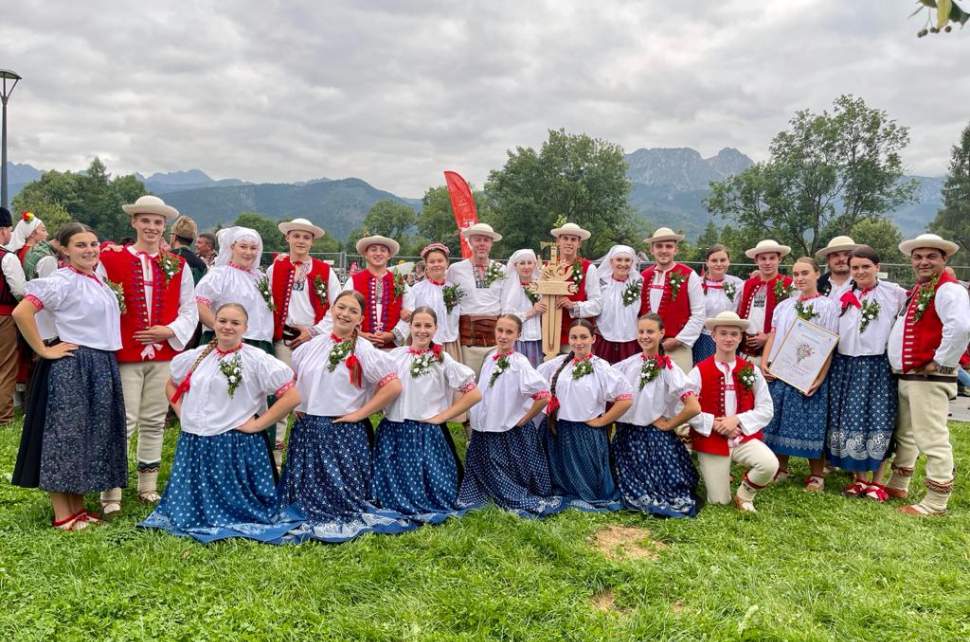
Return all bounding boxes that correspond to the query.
[762,378,830,459]
[692,334,716,365]
[613,422,699,518]
[372,418,464,524]
[140,431,303,544]
[33,347,127,493]
[458,424,564,518]
[826,353,897,472]
[277,414,414,543]
[543,418,621,511]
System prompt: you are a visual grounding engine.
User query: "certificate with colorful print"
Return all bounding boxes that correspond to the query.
[767,318,838,394]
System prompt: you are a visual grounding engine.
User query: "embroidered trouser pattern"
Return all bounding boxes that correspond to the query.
[696,439,779,505]
[892,379,955,506]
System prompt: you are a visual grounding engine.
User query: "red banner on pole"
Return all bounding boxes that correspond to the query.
[443,170,478,259]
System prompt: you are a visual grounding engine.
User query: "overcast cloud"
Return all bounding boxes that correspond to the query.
[2,0,967,196]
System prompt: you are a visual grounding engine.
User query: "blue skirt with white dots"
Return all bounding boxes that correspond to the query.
[613,423,699,518]
[543,418,622,512]
[762,378,830,459]
[826,353,897,472]
[140,430,303,544]
[372,418,465,524]
[276,414,415,543]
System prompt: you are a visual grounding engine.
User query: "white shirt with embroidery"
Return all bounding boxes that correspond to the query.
[536,354,632,422]
[614,354,693,426]
[825,276,854,305]
[766,295,839,364]
[887,280,970,370]
[409,278,461,344]
[700,275,744,336]
[471,350,548,433]
[447,259,505,315]
[33,255,58,341]
[745,282,768,336]
[500,278,542,341]
[836,280,907,357]
[195,264,274,342]
[596,275,642,342]
[24,267,121,351]
[384,346,476,422]
[265,259,341,328]
[686,360,773,442]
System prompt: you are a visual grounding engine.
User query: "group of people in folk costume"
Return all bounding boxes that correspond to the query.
[2,194,969,540]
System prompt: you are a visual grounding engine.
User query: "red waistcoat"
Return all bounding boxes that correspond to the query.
[271,256,332,341]
[560,258,593,344]
[351,269,404,335]
[900,270,959,373]
[99,249,186,363]
[691,355,761,456]
[738,274,793,334]
[638,262,696,338]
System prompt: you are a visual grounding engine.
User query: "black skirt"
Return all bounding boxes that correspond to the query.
[11,353,53,488]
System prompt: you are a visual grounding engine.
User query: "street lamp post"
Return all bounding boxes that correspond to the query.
[1,69,22,209]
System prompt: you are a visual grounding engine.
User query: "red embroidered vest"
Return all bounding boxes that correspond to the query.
[691,355,761,456]
[900,270,959,373]
[271,256,332,341]
[0,247,17,314]
[738,274,793,334]
[351,269,404,336]
[638,262,695,338]
[560,258,593,344]
[99,249,186,363]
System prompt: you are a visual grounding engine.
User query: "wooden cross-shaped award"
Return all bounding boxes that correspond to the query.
[536,243,578,361]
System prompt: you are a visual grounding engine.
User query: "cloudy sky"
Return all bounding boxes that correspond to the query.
[2,0,968,196]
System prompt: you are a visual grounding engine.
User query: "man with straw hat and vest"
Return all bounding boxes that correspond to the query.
[815,235,859,302]
[639,226,704,373]
[550,221,602,353]
[737,239,794,359]
[0,206,27,425]
[99,195,199,518]
[885,233,970,516]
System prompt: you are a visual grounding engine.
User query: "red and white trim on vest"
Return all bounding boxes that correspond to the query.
[638,262,695,338]
[900,270,959,373]
[559,258,593,345]
[0,247,17,315]
[351,270,404,334]
[738,273,793,334]
[270,256,332,341]
[691,355,761,456]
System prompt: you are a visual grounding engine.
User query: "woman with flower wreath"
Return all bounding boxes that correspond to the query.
[279,290,411,542]
[373,306,481,524]
[538,318,633,511]
[140,303,303,543]
[593,245,643,364]
[760,257,839,492]
[825,246,907,501]
[500,249,545,367]
[694,244,744,364]
[457,314,563,517]
[613,313,701,517]
[11,223,127,531]
[409,243,463,362]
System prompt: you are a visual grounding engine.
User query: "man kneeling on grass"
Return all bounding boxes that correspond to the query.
[686,311,778,513]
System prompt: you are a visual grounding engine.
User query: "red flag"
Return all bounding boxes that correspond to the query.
[443,170,478,259]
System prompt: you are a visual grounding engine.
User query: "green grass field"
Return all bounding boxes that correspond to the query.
[1,417,969,641]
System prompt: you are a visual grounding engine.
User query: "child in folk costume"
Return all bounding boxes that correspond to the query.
[825,246,907,499]
[373,307,482,523]
[409,243,463,362]
[593,245,643,364]
[11,223,127,531]
[98,195,198,517]
[457,314,564,517]
[280,290,411,542]
[694,244,743,364]
[738,240,794,359]
[687,311,778,513]
[141,304,303,543]
[613,314,701,517]
[538,319,633,511]
[761,257,839,492]
[500,249,544,367]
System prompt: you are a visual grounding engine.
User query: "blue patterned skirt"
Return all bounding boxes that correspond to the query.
[826,353,897,472]
[762,378,830,459]
[36,347,127,493]
[277,414,414,543]
[458,424,564,518]
[543,418,621,511]
[692,334,716,365]
[515,340,543,368]
[372,418,464,523]
[140,431,303,543]
[613,423,699,518]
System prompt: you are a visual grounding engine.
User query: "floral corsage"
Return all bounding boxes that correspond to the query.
[219,355,243,397]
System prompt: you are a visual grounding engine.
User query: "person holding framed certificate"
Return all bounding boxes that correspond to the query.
[761,257,839,493]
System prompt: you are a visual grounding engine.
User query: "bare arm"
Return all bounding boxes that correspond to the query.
[516,396,549,427]
[198,300,216,330]
[587,397,633,428]
[336,378,403,423]
[237,387,302,433]
[425,386,483,425]
[12,299,77,360]
[654,394,701,431]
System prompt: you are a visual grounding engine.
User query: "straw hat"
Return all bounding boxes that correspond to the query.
[122,195,179,222]
[356,235,400,257]
[815,235,858,259]
[744,239,792,259]
[461,222,503,242]
[898,233,959,258]
[550,222,591,241]
[278,217,325,239]
[171,215,198,241]
[703,310,751,332]
[643,226,684,244]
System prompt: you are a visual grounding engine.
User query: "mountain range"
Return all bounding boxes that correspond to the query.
[3,149,943,240]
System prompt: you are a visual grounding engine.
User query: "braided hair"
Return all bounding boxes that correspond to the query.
[547,318,595,435]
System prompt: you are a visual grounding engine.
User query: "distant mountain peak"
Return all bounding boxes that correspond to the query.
[624,146,754,192]
[145,169,213,185]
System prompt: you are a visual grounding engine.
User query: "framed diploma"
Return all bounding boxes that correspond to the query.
[766,318,838,394]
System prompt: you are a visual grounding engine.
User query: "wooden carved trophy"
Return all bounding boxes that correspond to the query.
[536,243,578,361]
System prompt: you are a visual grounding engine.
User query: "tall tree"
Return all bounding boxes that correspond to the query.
[707,95,917,257]
[415,185,493,258]
[929,121,970,264]
[346,200,419,255]
[485,129,639,258]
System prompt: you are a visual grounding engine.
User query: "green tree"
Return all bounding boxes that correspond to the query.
[415,185,494,258]
[707,95,917,257]
[347,200,419,256]
[8,197,73,236]
[929,121,970,265]
[484,129,639,258]
[849,218,905,265]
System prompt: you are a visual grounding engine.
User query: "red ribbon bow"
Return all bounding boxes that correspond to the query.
[492,351,513,360]
[428,278,446,286]
[840,290,862,310]
[346,354,363,388]
[545,395,560,415]
[652,354,673,369]
[170,374,192,403]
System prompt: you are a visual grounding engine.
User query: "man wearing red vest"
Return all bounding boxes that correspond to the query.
[639,226,704,373]
[98,195,198,518]
[687,311,778,513]
[0,206,27,425]
[737,239,794,358]
[550,222,601,351]
[886,233,970,516]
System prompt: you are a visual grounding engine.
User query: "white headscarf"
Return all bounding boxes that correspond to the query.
[596,244,638,283]
[215,226,263,270]
[4,213,43,253]
[505,248,540,284]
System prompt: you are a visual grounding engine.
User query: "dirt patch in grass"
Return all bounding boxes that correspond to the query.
[591,589,617,612]
[591,524,666,561]
[670,600,686,614]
